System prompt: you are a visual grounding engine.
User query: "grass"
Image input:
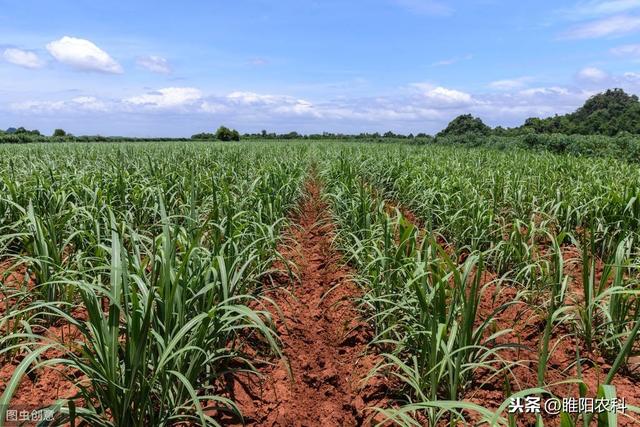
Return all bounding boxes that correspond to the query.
[0,142,307,425]
[1,139,639,425]
[321,142,640,425]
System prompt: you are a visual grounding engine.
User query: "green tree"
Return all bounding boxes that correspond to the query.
[438,114,491,137]
[15,127,41,136]
[520,89,640,136]
[53,129,66,137]
[191,132,215,140]
[215,126,240,141]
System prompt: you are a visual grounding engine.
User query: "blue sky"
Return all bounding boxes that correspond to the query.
[1,0,640,136]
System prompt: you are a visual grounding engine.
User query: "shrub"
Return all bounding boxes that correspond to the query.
[191,132,215,140]
[437,114,491,137]
[215,126,240,141]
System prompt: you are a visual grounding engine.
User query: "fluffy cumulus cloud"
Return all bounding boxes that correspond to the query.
[576,66,610,82]
[8,70,640,135]
[414,85,474,106]
[71,96,108,111]
[518,87,571,97]
[466,86,598,124]
[11,96,109,113]
[200,101,229,114]
[125,87,202,108]
[11,100,67,112]
[136,55,171,74]
[226,91,283,105]
[2,48,44,69]
[224,91,322,118]
[0,84,555,130]
[46,36,123,74]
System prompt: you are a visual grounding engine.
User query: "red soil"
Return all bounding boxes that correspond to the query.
[219,177,389,426]
[0,260,30,315]
[0,325,81,412]
[376,198,640,426]
[2,178,389,426]
[1,262,82,424]
[5,181,635,426]
[467,247,640,426]
[467,283,640,425]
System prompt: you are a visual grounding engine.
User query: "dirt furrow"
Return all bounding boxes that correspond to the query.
[221,176,387,426]
[379,195,640,426]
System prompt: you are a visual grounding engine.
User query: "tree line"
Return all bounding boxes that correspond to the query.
[3,88,640,148]
[437,89,640,137]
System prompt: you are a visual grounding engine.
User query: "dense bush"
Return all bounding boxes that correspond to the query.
[191,132,215,140]
[434,133,640,162]
[521,89,640,136]
[193,129,243,141]
[14,127,41,136]
[437,114,491,137]
[215,126,241,141]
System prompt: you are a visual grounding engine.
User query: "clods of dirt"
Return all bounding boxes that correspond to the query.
[219,177,389,426]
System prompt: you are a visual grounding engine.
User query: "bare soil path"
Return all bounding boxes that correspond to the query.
[223,175,387,426]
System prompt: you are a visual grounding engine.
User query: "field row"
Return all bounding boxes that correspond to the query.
[0,142,308,425]
[1,141,639,426]
[322,145,640,425]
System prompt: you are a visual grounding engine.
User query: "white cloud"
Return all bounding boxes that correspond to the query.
[136,55,171,74]
[563,15,640,39]
[125,87,202,108]
[489,77,532,90]
[71,96,108,111]
[273,99,320,117]
[474,87,595,122]
[10,96,110,113]
[46,36,123,74]
[224,91,322,117]
[418,85,474,105]
[2,48,44,69]
[519,87,571,96]
[576,66,610,82]
[624,71,640,81]
[8,75,635,135]
[11,100,66,112]
[431,54,473,67]
[227,91,281,105]
[611,43,640,56]
[561,0,640,18]
[393,0,453,16]
[200,101,229,114]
